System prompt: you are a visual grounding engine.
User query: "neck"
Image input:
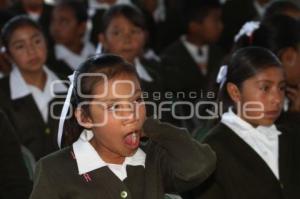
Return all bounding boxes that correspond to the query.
[91,139,125,164]
[65,41,83,55]
[21,68,46,90]
[186,34,205,48]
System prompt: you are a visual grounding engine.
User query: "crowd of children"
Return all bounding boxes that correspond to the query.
[0,0,300,199]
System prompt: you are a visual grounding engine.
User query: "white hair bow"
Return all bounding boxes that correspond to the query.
[57,72,76,148]
[234,21,260,42]
[216,65,228,89]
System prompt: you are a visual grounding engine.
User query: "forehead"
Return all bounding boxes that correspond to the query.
[247,67,285,82]
[53,6,76,17]
[9,25,41,42]
[92,73,140,98]
[107,15,138,28]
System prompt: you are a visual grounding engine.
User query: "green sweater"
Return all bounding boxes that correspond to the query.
[30,119,216,199]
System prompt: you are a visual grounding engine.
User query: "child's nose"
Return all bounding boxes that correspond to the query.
[272,90,283,106]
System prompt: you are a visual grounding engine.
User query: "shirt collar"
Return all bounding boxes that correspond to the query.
[55,43,95,71]
[181,35,209,64]
[253,0,271,18]
[9,65,67,100]
[134,58,153,82]
[73,130,146,175]
[221,108,281,140]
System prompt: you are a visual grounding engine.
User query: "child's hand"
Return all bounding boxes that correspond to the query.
[286,84,300,112]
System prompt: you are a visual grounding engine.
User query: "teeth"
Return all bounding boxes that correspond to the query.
[132,133,137,144]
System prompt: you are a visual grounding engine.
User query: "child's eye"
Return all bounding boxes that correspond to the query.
[14,44,24,50]
[134,97,143,103]
[111,30,122,36]
[107,103,121,112]
[34,38,42,45]
[260,85,270,92]
[279,84,286,92]
[131,28,142,35]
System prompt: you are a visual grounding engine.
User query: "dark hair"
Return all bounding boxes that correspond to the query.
[219,47,282,112]
[233,15,300,56]
[63,54,139,146]
[183,0,221,29]
[1,15,43,50]
[264,0,300,19]
[54,0,88,23]
[101,4,147,33]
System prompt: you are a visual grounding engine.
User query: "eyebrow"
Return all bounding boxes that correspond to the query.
[256,80,286,85]
[10,32,42,46]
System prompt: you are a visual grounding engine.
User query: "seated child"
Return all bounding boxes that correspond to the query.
[49,0,95,78]
[0,15,67,160]
[30,54,216,199]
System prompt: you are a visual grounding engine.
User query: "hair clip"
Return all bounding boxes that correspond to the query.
[216,65,228,89]
[234,21,260,42]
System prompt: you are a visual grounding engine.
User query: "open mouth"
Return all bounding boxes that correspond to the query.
[124,130,140,149]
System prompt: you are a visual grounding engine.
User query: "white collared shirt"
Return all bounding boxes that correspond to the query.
[55,42,96,71]
[153,0,166,23]
[10,66,67,122]
[221,108,281,179]
[253,0,272,18]
[73,130,146,181]
[181,36,209,75]
[134,58,153,82]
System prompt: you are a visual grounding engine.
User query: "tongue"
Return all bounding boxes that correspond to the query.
[124,133,138,147]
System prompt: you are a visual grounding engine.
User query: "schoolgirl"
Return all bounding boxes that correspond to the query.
[29,54,216,199]
[187,47,300,199]
[0,15,67,160]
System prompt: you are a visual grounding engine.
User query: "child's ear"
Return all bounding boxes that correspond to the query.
[98,33,105,44]
[98,33,107,49]
[280,47,297,68]
[74,107,93,129]
[226,82,241,103]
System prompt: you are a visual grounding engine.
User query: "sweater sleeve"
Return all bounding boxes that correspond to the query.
[30,160,60,199]
[143,118,216,193]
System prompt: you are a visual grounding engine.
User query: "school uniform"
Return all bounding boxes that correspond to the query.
[0,110,32,199]
[47,43,96,79]
[187,109,300,199]
[160,37,224,131]
[276,98,300,135]
[30,118,216,199]
[0,66,67,160]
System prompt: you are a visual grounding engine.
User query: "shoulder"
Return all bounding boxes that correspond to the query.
[0,75,10,91]
[37,147,74,171]
[160,39,185,57]
[202,123,233,149]
[0,76,11,103]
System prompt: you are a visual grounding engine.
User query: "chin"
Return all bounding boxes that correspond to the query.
[259,119,276,126]
[123,148,138,157]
